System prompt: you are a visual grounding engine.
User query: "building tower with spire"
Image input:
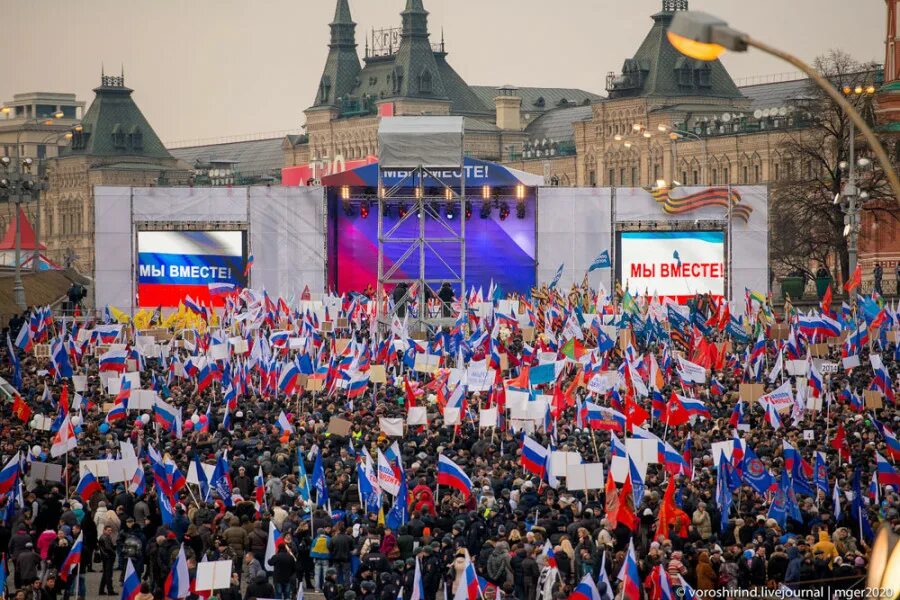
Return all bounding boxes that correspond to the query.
[877,0,900,132]
[41,72,190,283]
[313,0,362,108]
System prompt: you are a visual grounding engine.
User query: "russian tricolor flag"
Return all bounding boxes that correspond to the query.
[164,544,190,599]
[876,451,900,488]
[275,410,294,434]
[521,435,549,477]
[568,574,602,600]
[437,454,473,499]
[75,471,103,502]
[121,559,141,600]
[59,533,84,582]
[0,452,20,494]
[99,348,128,373]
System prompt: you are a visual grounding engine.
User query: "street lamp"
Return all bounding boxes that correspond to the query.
[658,124,709,186]
[0,155,37,310]
[667,10,900,203]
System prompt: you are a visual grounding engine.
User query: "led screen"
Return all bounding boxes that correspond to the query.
[330,199,536,296]
[618,231,725,302]
[136,230,246,307]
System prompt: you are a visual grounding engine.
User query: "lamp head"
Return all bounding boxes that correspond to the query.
[667,11,748,61]
[54,111,64,119]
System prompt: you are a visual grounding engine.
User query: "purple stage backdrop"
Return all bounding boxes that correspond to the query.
[328,197,536,295]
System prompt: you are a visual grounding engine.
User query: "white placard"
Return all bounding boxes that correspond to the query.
[107,372,140,395]
[805,395,823,411]
[379,417,405,437]
[842,355,861,370]
[625,438,660,473]
[467,369,495,392]
[414,353,440,374]
[476,302,494,318]
[803,430,815,441]
[208,344,228,361]
[407,406,428,426]
[506,388,530,411]
[194,560,233,592]
[79,460,110,478]
[448,368,465,387]
[538,352,558,365]
[586,371,619,394]
[550,451,583,477]
[819,362,839,374]
[479,408,498,428]
[610,456,630,484]
[443,407,461,426]
[129,390,157,411]
[187,461,217,485]
[72,375,88,392]
[106,460,130,483]
[28,462,63,483]
[786,360,808,376]
[711,439,747,466]
[565,463,605,491]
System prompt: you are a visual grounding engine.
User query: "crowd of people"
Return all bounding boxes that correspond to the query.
[0,281,898,600]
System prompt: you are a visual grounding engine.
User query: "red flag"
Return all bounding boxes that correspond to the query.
[830,424,851,461]
[59,385,69,415]
[821,283,833,315]
[403,376,417,410]
[717,303,731,332]
[13,393,31,423]
[654,477,677,541]
[625,391,649,431]
[617,475,638,530]
[844,264,861,292]
[664,393,690,427]
[605,469,619,529]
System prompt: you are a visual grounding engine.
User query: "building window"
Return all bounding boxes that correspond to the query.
[742,166,748,183]
[620,168,626,185]
[712,169,718,184]
[681,171,687,185]
[631,166,637,186]
[60,106,77,119]
[724,168,729,183]
[37,145,46,159]
[653,165,660,181]
[754,165,760,183]
[588,170,596,186]
[36,104,58,118]
[774,163,780,180]
[693,170,699,185]
[609,169,615,185]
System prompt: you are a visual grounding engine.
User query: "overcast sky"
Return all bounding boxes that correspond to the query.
[0,0,884,145]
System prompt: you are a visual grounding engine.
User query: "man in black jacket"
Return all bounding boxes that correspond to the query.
[328,523,354,585]
[267,544,297,600]
[244,574,275,600]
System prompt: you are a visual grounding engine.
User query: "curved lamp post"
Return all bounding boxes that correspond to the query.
[667,11,900,204]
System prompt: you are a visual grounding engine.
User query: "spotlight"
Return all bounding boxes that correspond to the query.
[499,202,510,221]
[445,202,455,220]
[515,184,526,200]
[360,200,370,219]
[383,203,392,217]
[516,200,526,219]
[340,185,350,200]
[480,200,491,219]
[465,201,473,220]
[342,199,354,217]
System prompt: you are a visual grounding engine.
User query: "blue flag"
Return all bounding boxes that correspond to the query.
[813,452,829,495]
[549,263,564,289]
[297,448,311,504]
[589,250,611,271]
[740,444,774,495]
[386,470,409,530]
[193,455,210,502]
[311,447,328,506]
[715,456,734,532]
[210,454,233,507]
[851,468,875,542]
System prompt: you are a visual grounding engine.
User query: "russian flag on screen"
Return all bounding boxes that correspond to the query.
[137,231,245,308]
